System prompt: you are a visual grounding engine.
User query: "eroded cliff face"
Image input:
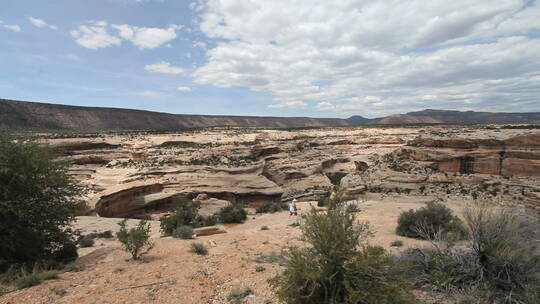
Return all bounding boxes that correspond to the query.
[403,134,540,177]
[44,126,540,218]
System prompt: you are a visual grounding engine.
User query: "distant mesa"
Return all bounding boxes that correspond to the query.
[1,99,539,131]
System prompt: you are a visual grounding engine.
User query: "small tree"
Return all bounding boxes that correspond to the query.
[116,219,153,260]
[0,130,82,271]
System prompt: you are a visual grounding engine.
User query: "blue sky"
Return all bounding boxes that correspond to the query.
[1,0,539,118]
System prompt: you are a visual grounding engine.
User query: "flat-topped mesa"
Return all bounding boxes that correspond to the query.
[400,134,540,177]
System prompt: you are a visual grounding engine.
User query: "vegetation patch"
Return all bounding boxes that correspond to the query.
[172,225,194,239]
[402,205,540,303]
[269,200,416,303]
[218,204,247,223]
[396,201,468,240]
[189,243,208,255]
[116,219,153,260]
[227,287,253,303]
[256,201,288,213]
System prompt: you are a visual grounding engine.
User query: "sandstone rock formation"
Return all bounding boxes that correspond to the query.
[401,134,540,177]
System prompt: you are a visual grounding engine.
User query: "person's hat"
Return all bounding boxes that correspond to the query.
[292,198,297,202]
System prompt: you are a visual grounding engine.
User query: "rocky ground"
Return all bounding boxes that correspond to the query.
[3,125,540,303]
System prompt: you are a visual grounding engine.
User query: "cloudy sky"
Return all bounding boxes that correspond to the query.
[1,0,539,118]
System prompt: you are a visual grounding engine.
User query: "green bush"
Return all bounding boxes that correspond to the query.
[317,194,329,207]
[160,198,200,236]
[191,214,218,228]
[391,240,404,247]
[78,236,95,248]
[189,243,208,255]
[0,130,81,272]
[83,231,113,239]
[269,200,416,304]
[326,172,348,186]
[256,201,288,213]
[396,201,467,240]
[218,204,247,223]
[116,219,153,260]
[13,269,59,289]
[172,225,194,239]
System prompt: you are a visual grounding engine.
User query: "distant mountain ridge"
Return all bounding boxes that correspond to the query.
[0,99,347,131]
[1,99,539,131]
[375,109,540,125]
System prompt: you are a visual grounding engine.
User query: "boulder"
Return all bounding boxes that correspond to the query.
[251,145,282,158]
[194,226,227,237]
[354,161,369,172]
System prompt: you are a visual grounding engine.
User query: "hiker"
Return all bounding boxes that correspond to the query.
[289,198,298,216]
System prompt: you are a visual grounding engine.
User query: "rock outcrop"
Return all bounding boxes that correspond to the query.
[94,166,283,218]
[400,134,540,177]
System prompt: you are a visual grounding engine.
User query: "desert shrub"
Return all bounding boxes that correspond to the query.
[253,252,287,266]
[191,214,218,228]
[326,172,348,186]
[189,243,208,255]
[260,225,269,231]
[396,201,467,240]
[78,236,95,248]
[256,201,288,213]
[317,194,329,207]
[218,204,247,223]
[403,205,540,303]
[463,205,540,303]
[255,266,266,272]
[172,225,194,239]
[83,231,113,239]
[160,198,200,236]
[15,270,58,289]
[0,130,81,272]
[49,286,66,295]
[391,240,404,247]
[227,287,253,303]
[116,219,153,260]
[269,200,416,304]
[63,263,85,272]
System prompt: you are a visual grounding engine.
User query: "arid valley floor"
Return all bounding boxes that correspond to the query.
[2,125,540,304]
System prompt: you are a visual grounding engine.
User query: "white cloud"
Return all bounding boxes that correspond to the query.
[112,24,181,49]
[192,40,207,49]
[0,20,21,32]
[315,102,335,111]
[71,21,181,50]
[138,90,162,98]
[70,21,121,49]
[268,100,308,109]
[28,17,57,30]
[193,0,540,116]
[177,86,192,91]
[144,61,184,74]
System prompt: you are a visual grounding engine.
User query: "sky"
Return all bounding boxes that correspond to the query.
[1,0,539,118]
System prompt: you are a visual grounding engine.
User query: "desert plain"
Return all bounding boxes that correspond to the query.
[2,125,539,304]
